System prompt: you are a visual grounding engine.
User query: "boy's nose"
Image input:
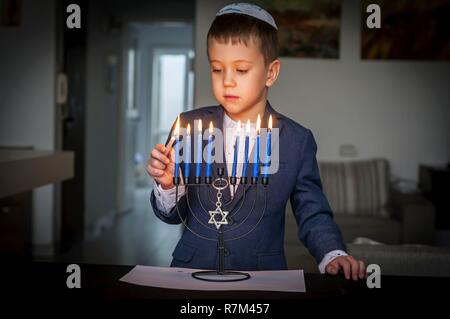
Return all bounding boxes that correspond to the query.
[223,71,236,87]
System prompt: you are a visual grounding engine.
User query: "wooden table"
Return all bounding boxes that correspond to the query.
[3,261,448,312]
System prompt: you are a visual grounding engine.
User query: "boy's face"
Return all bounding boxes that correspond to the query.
[208,38,279,121]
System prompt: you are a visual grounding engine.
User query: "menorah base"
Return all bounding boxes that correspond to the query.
[191,270,251,282]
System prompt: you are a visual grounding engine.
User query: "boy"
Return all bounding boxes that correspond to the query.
[147,3,366,280]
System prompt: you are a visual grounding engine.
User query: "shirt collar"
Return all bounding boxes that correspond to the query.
[223,112,238,128]
[223,112,256,131]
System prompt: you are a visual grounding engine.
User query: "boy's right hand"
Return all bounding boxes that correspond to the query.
[146,144,175,190]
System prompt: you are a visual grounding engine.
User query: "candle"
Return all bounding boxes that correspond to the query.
[195,120,202,181]
[184,124,191,182]
[252,114,260,181]
[165,136,175,156]
[263,115,272,179]
[205,121,213,179]
[174,115,180,183]
[231,120,241,179]
[267,115,272,157]
[241,120,250,184]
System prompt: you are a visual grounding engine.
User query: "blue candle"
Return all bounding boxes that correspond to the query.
[231,120,241,178]
[174,115,180,179]
[263,115,272,177]
[184,124,191,179]
[267,115,272,157]
[252,114,261,178]
[205,121,213,177]
[174,136,180,178]
[195,120,202,178]
[242,120,250,178]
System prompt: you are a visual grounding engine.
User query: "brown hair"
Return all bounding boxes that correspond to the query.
[207,13,278,65]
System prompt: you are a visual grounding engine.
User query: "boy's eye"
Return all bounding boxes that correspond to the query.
[237,69,248,73]
[212,69,222,73]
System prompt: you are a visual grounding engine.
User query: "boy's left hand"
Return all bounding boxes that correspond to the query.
[325,255,367,280]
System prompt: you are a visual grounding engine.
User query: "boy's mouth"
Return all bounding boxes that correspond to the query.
[224,95,239,100]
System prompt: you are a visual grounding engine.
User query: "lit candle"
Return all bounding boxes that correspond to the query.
[252,114,260,183]
[230,120,241,184]
[173,115,180,184]
[165,136,175,156]
[205,121,213,182]
[263,115,272,184]
[184,123,191,184]
[195,120,202,183]
[241,120,250,184]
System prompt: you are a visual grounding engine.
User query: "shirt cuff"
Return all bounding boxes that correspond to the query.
[318,250,348,274]
[153,180,186,213]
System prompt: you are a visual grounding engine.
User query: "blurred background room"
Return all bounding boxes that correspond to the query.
[1,0,449,277]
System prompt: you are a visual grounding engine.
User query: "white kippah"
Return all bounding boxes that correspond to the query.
[216,3,278,30]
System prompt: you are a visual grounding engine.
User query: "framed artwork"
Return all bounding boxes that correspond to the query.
[361,0,450,60]
[0,0,21,27]
[256,0,342,58]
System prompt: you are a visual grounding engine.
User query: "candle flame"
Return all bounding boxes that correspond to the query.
[174,115,180,136]
[237,120,241,132]
[246,119,250,133]
[256,114,261,134]
[187,123,191,135]
[209,121,213,134]
[268,115,272,131]
[198,119,202,132]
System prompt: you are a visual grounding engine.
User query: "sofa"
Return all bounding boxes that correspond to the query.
[284,158,444,276]
[285,242,450,277]
[316,158,434,245]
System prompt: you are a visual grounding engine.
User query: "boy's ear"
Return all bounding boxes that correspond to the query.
[265,59,281,87]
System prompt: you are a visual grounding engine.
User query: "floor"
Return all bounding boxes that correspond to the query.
[49,188,182,266]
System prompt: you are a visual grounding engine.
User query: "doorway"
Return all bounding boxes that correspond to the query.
[118,22,194,213]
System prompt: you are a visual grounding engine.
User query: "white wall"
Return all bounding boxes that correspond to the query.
[0,0,56,255]
[194,0,450,183]
[84,0,195,233]
[84,0,122,233]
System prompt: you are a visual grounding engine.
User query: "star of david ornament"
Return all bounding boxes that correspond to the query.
[208,207,229,230]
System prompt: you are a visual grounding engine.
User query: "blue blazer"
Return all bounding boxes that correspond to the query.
[151,101,346,271]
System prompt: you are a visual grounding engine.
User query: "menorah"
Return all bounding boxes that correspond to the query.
[173,169,269,282]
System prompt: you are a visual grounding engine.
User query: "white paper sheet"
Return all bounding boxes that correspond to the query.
[119,265,305,292]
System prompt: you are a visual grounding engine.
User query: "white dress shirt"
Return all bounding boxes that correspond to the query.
[152,113,347,273]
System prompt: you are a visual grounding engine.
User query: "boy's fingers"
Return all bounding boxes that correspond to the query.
[169,148,176,162]
[166,160,175,175]
[326,263,338,275]
[151,148,170,165]
[147,166,164,177]
[337,258,351,280]
[149,158,166,170]
[155,143,166,153]
[359,260,366,279]
[348,257,359,281]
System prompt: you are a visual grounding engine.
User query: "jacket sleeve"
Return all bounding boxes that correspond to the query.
[289,129,346,263]
[149,115,188,224]
[150,189,188,225]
